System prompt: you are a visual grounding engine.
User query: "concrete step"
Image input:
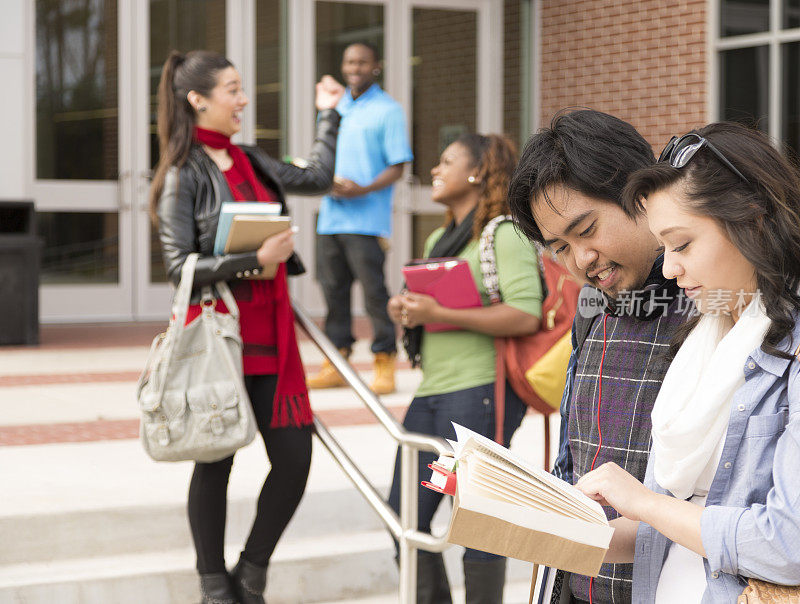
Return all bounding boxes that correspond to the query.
[0,409,553,602]
[0,423,399,565]
[0,531,537,604]
[0,531,397,604]
[316,579,536,604]
[2,487,387,565]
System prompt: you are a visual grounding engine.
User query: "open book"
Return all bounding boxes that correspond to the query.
[429,424,613,577]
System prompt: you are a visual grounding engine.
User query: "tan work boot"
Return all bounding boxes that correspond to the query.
[307,349,349,389]
[370,352,396,395]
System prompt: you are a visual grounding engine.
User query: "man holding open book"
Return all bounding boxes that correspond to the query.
[507,110,692,603]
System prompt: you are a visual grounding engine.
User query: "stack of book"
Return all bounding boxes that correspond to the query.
[213,202,290,279]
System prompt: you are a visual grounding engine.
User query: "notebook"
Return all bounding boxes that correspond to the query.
[213,201,282,255]
[401,258,482,332]
[223,215,291,279]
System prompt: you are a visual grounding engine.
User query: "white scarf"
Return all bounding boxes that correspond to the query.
[651,300,771,500]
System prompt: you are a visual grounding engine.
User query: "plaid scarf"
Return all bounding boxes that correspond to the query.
[568,261,690,603]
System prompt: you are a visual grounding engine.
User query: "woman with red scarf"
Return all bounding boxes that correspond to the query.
[149,50,344,604]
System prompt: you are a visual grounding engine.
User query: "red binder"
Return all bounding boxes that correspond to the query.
[402,258,482,332]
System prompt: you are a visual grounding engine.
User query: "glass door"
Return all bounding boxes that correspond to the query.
[132,0,229,319]
[402,0,499,264]
[292,0,495,314]
[34,0,133,321]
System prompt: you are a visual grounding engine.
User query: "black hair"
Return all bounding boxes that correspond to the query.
[344,41,381,62]
[450,133,518,239]
[623,122,800,359]
[508,109,655,245]
[149,50,233,223]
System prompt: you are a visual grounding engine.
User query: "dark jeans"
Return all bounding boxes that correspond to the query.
[187,374,313,574]
[316,233,396,354]
[387,381,527,561]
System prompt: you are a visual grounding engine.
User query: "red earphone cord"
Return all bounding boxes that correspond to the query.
[588,313,609,604]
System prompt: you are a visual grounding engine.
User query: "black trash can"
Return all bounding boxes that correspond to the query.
[0,201,42,345]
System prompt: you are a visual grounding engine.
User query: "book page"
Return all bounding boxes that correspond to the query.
[467,446,604,523]
[452,423,607,524]
[470,452,602,520]
[456,476,615,549]
[469,473,562,515]
[467,457,601,524]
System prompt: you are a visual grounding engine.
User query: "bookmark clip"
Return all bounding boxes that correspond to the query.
[421,463,457,496]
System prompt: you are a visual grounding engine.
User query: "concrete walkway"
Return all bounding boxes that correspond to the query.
[0,321,557,603]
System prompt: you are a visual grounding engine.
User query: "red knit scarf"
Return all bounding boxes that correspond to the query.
[194,126,312,428]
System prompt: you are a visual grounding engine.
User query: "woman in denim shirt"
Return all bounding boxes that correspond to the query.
[575,122,800,603]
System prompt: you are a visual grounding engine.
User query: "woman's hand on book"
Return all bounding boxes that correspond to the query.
[256,230,295,266]
[575,462,656,522]
[388,295,405,325]
[400,292,442,327]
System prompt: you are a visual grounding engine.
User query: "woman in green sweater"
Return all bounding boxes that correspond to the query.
[387,133,543,604]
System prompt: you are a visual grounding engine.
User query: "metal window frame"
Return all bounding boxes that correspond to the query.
[712,0,800,141]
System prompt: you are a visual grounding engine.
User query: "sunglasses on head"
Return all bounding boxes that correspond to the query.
[658,132,750,185]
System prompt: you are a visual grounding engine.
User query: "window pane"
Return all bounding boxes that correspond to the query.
[315,2,384,84]
[149,0,226,284]
[782,42,800,155]
[412,213,445,260]
[719,47,769,132]
[412,8,477,184]
[36,0,118,180]
[256,0,285,159]
[504,0,526,148]
[149,0,227,171]
[38,212,119,284]
[149,223,168,283]
[720,0,770,36]
[784,0,800,29]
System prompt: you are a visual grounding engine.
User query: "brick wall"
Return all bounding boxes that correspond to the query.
[539,0,707,150]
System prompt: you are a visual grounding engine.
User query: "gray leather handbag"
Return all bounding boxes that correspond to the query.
[137,253,257,463]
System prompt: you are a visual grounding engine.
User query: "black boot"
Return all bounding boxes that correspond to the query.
[231,557,267,604]
[199,572,238,604]
[416,550,452,604]
[463,558,507,604]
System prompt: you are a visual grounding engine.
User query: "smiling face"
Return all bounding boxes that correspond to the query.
[430,142,479,205]
[644,184,757,318]
[193,66,247,137]
[532,185,660,298]
[341,44,379,96]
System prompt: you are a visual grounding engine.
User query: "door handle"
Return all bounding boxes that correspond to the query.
[117,170,132,211]
[138,170,154,209]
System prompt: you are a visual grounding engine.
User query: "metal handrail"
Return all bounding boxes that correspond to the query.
[293,301,453,603]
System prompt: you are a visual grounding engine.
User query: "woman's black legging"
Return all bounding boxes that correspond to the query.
[188,374,313,574]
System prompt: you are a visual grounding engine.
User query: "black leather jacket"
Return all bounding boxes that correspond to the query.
[157,108,340,291]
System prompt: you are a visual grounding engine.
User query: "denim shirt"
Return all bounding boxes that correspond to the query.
[632,317,800,603]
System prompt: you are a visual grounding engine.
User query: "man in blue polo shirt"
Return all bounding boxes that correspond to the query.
[308,42,413,395]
